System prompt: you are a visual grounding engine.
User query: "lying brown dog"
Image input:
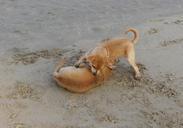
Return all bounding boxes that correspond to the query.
[53,59,112,93]
[75,28,141,79]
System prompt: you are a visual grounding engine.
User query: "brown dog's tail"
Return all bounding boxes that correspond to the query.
[125,28,139,44]
[53,58,66,77]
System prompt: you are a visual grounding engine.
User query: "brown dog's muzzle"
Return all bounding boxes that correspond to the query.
[74,63,80,68]
[74,61,91,69]
[75,59,97,76]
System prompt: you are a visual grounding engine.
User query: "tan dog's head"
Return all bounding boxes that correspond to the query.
[75,55,104,75]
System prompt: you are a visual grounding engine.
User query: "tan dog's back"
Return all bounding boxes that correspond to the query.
[103,39,133,58]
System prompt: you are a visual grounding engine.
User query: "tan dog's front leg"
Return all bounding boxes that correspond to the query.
[106,58,117,69]
[127,57,141,80]
[97,70,104,82]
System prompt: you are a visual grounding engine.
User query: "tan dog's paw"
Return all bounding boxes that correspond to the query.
[107,63,117,70]
[115,59,120,63]
[134,74,141,80]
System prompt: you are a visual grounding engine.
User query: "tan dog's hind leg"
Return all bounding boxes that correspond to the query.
[127,50,141,80]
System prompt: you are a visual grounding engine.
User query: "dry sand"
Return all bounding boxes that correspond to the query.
[0,0,183,128]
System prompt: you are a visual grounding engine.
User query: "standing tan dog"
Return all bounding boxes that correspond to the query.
[75,28,141,79]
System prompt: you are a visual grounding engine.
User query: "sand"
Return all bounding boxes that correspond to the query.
[0,0,183,128]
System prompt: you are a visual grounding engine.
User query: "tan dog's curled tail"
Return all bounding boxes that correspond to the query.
[125,28,139,44]
[53,58,66,77]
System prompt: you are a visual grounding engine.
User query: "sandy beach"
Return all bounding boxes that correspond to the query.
[0,0,183,127]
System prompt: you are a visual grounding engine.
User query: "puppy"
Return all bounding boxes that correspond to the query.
[53,59,112,93]
[75,28,141,79]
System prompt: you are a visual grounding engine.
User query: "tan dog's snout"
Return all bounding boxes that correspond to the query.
[90,66,97,75]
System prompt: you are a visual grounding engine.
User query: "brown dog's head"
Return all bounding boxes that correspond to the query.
[75,55,104,75]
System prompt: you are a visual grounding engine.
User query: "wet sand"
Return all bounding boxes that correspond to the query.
[0,0,183,128]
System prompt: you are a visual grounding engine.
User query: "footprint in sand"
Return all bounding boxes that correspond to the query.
[11,48,63,65]
[6,81,41,101]
[147,28,159,35]
[160,38,183,47]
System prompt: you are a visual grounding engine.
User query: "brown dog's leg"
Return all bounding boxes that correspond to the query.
[127,51,141,80]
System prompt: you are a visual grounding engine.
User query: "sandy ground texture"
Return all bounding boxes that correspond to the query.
[0,0,183,128]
